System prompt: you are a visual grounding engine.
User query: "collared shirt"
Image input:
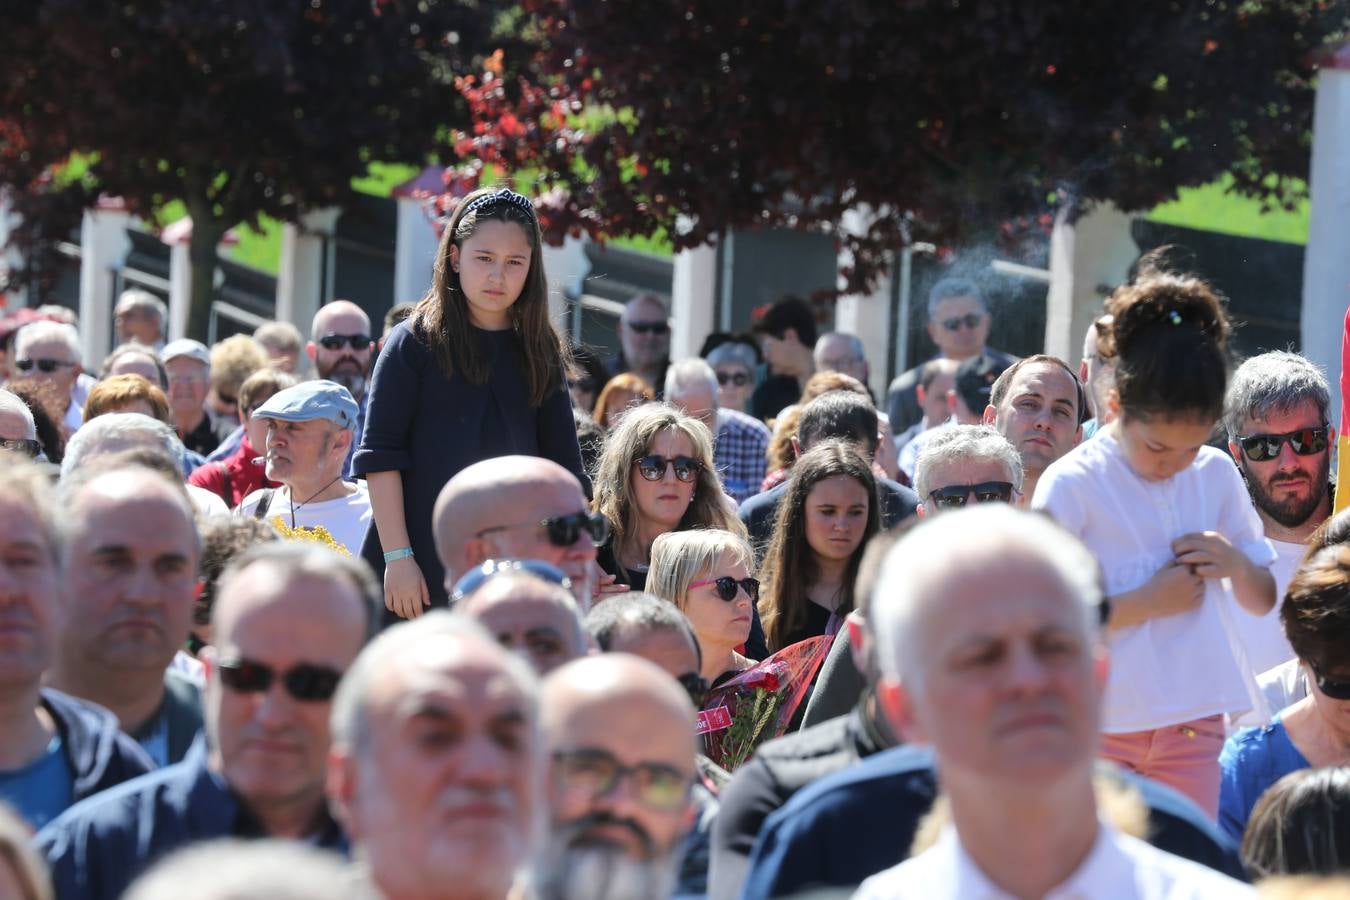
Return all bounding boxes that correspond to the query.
[854,823,1253,900]
[715,407,771,504]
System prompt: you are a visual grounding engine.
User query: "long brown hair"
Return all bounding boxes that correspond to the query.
[409,187,564,407]
[758,440,880,652]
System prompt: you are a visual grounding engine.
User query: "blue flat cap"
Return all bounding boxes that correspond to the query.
[252,380,359,430]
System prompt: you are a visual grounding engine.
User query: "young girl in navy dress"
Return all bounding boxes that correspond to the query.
[1033,264,1276,816]
[354,187,585,617]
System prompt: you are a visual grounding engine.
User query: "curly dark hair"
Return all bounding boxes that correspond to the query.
[1280,543,1350,675]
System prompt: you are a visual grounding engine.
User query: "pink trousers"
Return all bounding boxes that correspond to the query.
[1100,714,1226,819]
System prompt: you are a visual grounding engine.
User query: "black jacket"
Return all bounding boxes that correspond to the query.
[41,688,155,807]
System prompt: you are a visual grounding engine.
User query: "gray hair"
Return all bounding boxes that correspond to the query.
[0,389,37,440]
[584,591,702,670]
[914,424,1024,500]
[664,357,719,403]
[1223,351,1331,441]
[14,320,81,364]
[330,611,539,756]
[926,277,986,319]
[59,412,187,481]
[253,320,304,354]
[214,542,382,641]
[813,332,865,365]
[99,343,169,390]
[115,289,167,331]
[872,505,1103,686]
[705,341,757,372]
[122,838,352,900]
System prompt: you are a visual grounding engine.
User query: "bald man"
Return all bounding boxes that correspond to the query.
[434,455,602,610]
[455,572,589,674]
[306,299,374,477]
[535,654,698,900]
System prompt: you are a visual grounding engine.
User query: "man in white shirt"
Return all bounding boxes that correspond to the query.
[238,380,371,556]
[1224,351,1333,676]
[855,506,1251,899]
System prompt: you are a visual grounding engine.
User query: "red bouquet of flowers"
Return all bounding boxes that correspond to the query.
[696,635,833,771]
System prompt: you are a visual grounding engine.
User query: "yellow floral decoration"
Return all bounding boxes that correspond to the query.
[268,517,352,557]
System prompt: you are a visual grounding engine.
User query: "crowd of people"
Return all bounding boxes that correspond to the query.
[0,186,1348,898]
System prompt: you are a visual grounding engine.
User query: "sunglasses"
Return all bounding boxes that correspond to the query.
[716,370,751,387]
[0,437,42,457]
[689,575,760,603]
[678,672,708,708]
[1311,664,1350,702]
[217,657,343,702]
[317,333,374,351]
[626,320,669,336]
[476,511,610,548]
[1237,426,1329,463]
[634,455,701,483]
[940,313,983,332]
[552,748,690,810]
[15,358,75,373]
[451,558,573,604]
[926,481,1016,510]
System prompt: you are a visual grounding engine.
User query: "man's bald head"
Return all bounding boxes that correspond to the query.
[310,300,371,341]
[456,573,588,675]
[541,654,695,748]
[65,467,197,555]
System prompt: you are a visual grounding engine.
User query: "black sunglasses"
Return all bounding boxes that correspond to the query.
[634,455,701,483]
[1238,426,1329,463]
[716,371,751,387]
[927,481,1016,510]
[626,320,669,336]
[1311,664,1350,702]
[317,333,374,351]
[689,575,760,603]
[552,748,690,810]
[477,511,609,548]
[15,358,75,373]
[0,437,42,458]
[940,313,982,332]
[678,672,708,708]
[217,657,343,702]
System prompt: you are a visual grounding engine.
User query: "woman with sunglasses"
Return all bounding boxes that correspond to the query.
[649,529,759,687]
[1219,544,1350,841]
[758,440,879,652]
[592,404,744,594]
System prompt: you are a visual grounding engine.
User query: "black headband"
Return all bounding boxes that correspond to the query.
[461,188,536,223]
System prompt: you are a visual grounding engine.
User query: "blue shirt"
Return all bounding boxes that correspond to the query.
[0,735,73,829]
[1218,717,1310,841]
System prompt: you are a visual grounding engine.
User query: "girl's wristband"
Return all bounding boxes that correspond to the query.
[383,547,415,563]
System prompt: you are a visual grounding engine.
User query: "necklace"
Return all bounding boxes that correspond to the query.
[289,475,345,530]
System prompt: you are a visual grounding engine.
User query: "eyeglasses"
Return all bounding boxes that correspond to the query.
[15,358,75,374]
[1310,664,1350,702]
[678,672,708,708]
[552,748,690,810]
[625,321,669,336]
[634,455,701,483]
[689,575,760,603]
[317,333,374,351]
[716,370,751,387]
[926,481,1016,510]
[940,313,983,332]
[216,657,343,702]
[476,511,610,548]
[0,438,42,457]
[451,558,573,604]
[1237,426,1329,463]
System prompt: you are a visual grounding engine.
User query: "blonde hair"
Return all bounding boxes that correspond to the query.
[208,335,270,395]
[592,404,745,584]
[648,529,754,613]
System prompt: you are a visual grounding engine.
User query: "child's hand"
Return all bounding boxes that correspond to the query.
[385,556,430,619]
[1142,561,1205,619]
[1172,531,1244,580]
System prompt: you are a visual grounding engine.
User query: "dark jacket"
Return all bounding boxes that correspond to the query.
[885,347,1019,435]
[740,746,1246,899]
[38,737,347,900]
[163,669,205,766]
[41,689,154,807]
[737,477,919,559]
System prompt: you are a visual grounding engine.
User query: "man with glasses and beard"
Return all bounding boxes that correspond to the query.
[306,300,375,477]
[1224,351,1335,676]
[534,654,698,900]
[38,543,376,900]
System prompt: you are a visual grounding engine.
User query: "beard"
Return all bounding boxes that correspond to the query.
[533,816,680,900]
[320,356,369,398]
[1245,452,1331,529]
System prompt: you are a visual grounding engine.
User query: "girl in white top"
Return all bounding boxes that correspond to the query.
[1033,264,1276,817]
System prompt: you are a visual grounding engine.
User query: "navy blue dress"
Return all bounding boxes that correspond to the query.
[353,321,586,611]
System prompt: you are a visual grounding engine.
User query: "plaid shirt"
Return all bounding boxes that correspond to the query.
[715,408,771,504]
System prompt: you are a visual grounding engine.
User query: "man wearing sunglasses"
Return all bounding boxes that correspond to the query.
[1224,351,1335,678]
[610,294,671,399]
[913,425,1024,517]
[435,456,600,613]
[40,543,377,900]
[0,389,43,461]
[885,278,1017,436]
[536,654,698,900]
[306,300,375,478]
[13,320,85,436]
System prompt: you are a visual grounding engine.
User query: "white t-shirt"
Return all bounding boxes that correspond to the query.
[1033,435,1276,732]
[853,822,1253,899]
[187,484,229,519]
[1227,537,1302,677]
[237,481,372,556]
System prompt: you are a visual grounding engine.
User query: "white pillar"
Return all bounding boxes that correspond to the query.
[0,193,26,311]
[393,197,440,308]
[166,243,191,340]
[276,207,340,333]
[671,236,718,362]
[1302,53,1350,425]
[78,203,132,366]
[1044,203,1138,364]
[542,234,592,328]
[836,208,894,398]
